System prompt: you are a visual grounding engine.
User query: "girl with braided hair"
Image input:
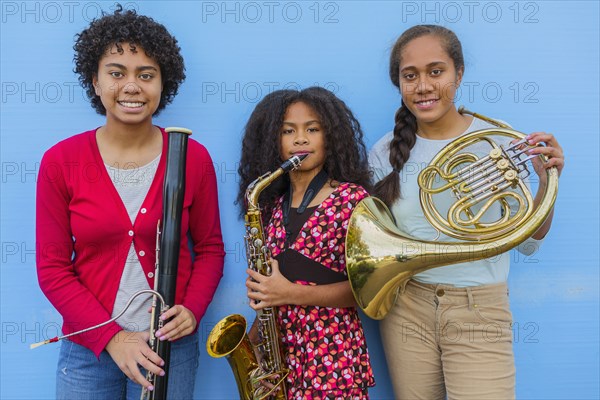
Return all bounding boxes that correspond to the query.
[369,25,564,399]
[239,87,376,399]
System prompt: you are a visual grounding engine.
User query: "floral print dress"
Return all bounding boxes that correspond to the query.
[266,182,375,400]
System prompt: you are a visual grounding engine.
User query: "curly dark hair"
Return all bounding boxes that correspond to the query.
[237,87,372,219]
[374,25,464,206]
[73,4,185,115]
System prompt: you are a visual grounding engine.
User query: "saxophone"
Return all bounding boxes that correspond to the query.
[207,154,307,400]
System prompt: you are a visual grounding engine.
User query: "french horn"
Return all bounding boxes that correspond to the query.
[346,107,559,320]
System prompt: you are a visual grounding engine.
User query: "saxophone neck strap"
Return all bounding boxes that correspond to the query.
[282,168,329,229]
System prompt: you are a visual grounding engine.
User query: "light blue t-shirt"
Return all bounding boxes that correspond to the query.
[369,116,543,287]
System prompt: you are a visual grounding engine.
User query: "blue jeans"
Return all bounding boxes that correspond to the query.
[56,333,199,400]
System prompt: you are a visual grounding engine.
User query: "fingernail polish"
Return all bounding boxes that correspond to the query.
[148,386,154,391]
[160,371,165,376]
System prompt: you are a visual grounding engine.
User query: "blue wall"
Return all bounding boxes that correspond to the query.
[1,1,598,399]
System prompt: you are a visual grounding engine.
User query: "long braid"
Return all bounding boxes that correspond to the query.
[373,102,417,205]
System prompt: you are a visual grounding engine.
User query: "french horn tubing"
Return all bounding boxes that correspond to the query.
[345,107,558,320]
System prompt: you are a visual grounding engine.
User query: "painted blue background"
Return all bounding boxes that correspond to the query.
[1,1,598,399]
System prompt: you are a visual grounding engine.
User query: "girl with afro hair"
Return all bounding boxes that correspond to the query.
[36,5,225,399]
[239,87,376,399]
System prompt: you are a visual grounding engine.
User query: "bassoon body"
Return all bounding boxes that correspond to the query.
[143,127,192,400]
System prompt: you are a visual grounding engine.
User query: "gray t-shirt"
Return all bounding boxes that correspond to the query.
[369,116,543,287]
[105,155,160,331]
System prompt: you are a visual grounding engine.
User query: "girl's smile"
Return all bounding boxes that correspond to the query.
[93,43,162,129]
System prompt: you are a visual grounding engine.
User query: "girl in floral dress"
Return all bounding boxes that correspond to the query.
[238,87,376,400]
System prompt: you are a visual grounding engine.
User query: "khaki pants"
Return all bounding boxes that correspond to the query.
[380,280,515,400]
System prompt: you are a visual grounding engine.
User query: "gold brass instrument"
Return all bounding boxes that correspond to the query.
[207,154,307,400]
[346,107,558,320]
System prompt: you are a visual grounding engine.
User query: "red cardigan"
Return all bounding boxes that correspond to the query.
[36,128,225,357]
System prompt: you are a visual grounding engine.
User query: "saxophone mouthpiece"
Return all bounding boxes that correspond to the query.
[281,154,308,172]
